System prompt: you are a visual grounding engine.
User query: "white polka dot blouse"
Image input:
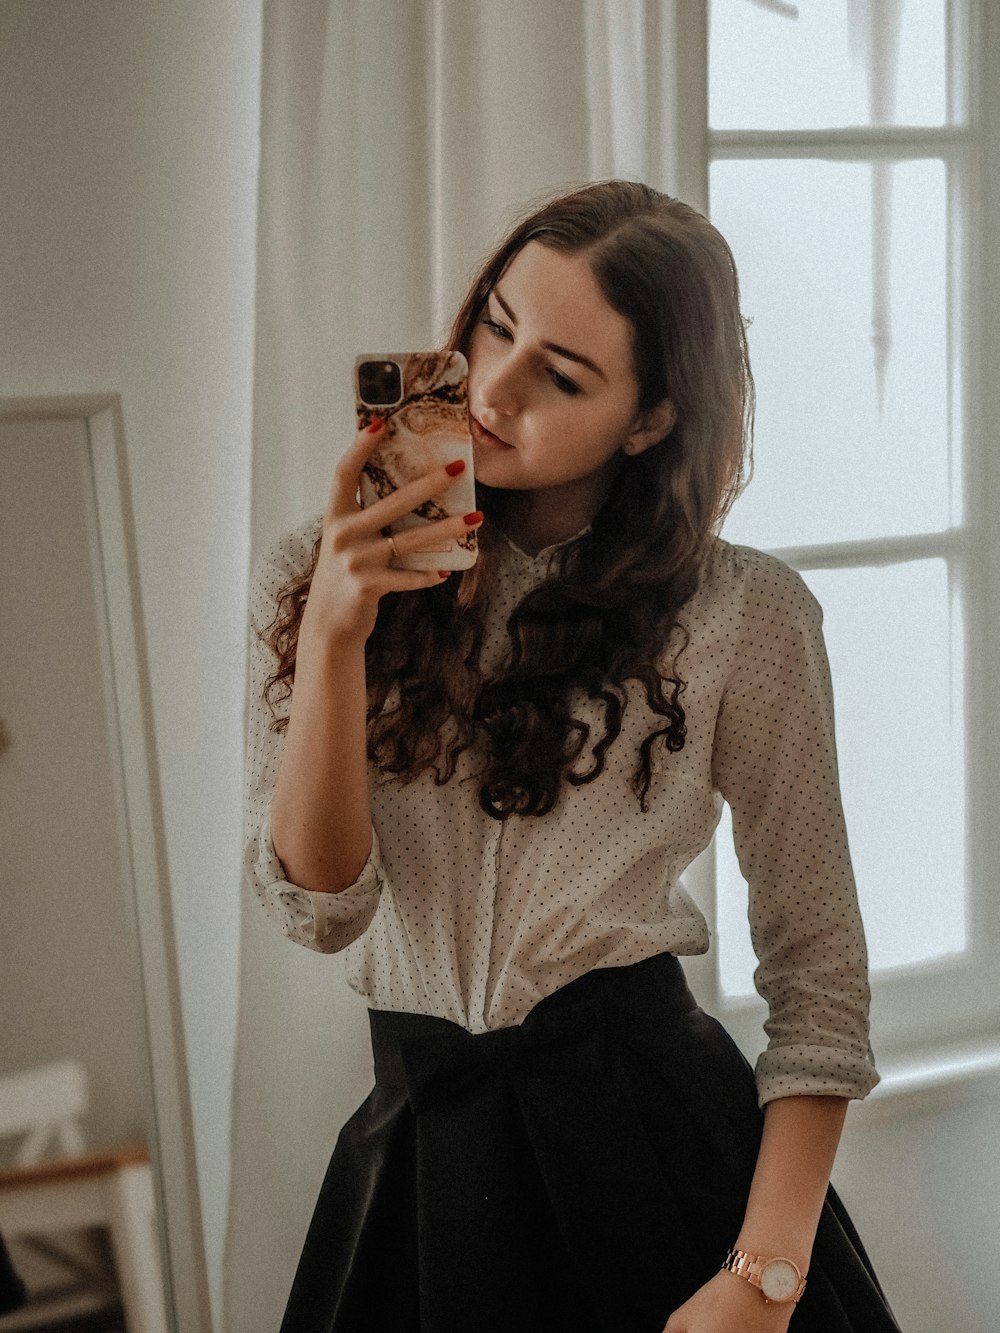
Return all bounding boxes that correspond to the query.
[244,514,879,1107]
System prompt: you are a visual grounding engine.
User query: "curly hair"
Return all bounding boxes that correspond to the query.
[261,180,753,818]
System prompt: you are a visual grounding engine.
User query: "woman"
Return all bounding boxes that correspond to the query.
[244,180,901,1332]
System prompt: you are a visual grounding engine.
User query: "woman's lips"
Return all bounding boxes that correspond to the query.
[469,414,513,450]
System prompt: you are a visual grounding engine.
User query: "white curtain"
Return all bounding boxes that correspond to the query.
[225,4,699,1327]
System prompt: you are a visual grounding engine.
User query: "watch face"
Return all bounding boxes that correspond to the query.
[759,1259,801,1303]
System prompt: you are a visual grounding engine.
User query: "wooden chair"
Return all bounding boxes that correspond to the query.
[0,1060,168,1333]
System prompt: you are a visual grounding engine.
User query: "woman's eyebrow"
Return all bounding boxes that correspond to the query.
[490,287,608,381]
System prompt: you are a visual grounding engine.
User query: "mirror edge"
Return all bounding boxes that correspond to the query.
[0,392,214,1332]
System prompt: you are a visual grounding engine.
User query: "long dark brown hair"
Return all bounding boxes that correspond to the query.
[261,180,753,817]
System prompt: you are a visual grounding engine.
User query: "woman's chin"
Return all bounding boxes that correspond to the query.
[472,447,516,487]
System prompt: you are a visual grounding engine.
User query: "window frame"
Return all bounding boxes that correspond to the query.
[677,0,1000,1069]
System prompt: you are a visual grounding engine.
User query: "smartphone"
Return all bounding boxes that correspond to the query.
[355,350,478,570]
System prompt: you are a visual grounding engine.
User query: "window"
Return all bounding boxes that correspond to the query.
[683,0,1000,1063]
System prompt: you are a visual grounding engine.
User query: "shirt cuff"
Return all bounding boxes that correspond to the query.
[754,1043,881,1108]
[245,812,385,953]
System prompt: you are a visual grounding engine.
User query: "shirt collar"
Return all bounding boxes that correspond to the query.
[499,525,592,565]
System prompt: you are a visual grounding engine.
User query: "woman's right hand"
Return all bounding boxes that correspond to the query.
[301,419,482,647]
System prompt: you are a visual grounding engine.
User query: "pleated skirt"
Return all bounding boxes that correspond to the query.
[280,953,901,1333]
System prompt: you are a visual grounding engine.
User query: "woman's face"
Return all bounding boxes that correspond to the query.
[466,241,660,524]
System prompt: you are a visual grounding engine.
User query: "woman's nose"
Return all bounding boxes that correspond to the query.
[476,356,521,417]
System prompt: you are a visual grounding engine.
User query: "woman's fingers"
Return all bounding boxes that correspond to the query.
[326,420,470,533]
[305,422,474,642]
[385,510,483,559]
[326,420,388,521]
[359,458,469,532]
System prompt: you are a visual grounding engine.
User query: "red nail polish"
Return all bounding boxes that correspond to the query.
[438,570,451,579]
[445,459,466,476]
[366,417,384,433]
[463,511,484,526]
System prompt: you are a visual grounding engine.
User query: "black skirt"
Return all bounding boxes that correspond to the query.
[280,953,900,1333]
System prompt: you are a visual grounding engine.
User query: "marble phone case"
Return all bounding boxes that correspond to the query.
[356,350,478,571]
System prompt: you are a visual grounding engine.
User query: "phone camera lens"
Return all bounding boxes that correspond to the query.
[359,359,403,407]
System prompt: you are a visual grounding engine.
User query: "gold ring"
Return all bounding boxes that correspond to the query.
[386,534,401,561]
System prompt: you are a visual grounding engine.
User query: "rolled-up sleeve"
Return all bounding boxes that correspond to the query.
[243,518,385,953]
[712,547,879,1107]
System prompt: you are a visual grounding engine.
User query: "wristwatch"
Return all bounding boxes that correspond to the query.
[721,1247,807,1304]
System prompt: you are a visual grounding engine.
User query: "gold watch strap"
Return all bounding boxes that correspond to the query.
[721,1247,807,1304]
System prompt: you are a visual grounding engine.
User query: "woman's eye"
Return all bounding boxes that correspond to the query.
[479,315,579,395]
[549,369,581,396]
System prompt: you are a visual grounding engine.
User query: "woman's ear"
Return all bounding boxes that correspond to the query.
[622,399,678,456]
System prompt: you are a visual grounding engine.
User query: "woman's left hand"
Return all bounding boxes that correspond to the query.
[662,1270,795,1332]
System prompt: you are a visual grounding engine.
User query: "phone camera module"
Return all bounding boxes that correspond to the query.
[358,359,403,407]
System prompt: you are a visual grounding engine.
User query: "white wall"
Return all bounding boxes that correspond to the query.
[0,3,262,1324]
[834,1077,1000,1331]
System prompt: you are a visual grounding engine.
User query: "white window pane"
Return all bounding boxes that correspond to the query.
[711,157,952,549]
[709,0,950,130]
[716,559,966,998]
[715,803,755,998]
